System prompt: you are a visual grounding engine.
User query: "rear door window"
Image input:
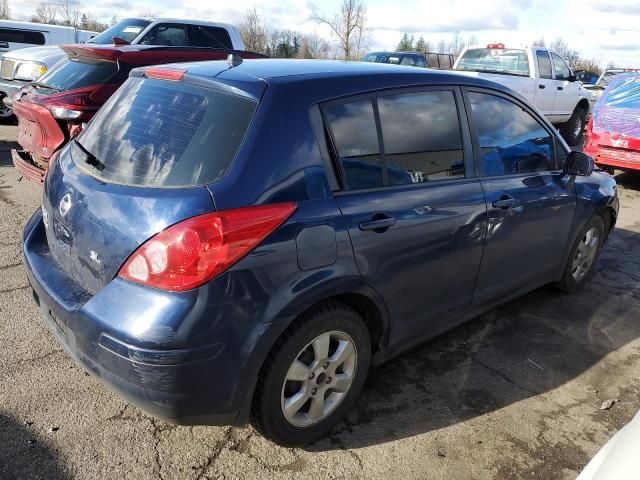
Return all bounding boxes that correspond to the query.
[140,24,188,46]
[325,90,466,190]
[0,28,45,45]
[324,100,384,190]
[74,77,257,187]
[35,57,117,91]
[536,50,553,79]
[400,56,416,66]
[378,91,464,183]
[467,91,554,175]
[189,25,233,49]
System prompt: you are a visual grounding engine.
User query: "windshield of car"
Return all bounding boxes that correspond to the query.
[35,57,117,91]
[73,77,258,187]
[88,18,151,44]
[456,48,530,76]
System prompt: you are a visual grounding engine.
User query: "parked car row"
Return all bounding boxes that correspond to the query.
[20,50,617,446]
[454,43,592,146]
[584,72,640,174]
[11,43,266,182]
[0,17,244,120]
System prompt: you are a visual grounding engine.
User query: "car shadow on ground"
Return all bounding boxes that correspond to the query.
[0,413,70,479]
[614,171,640,190]
[0,140,19,167]
[310,226,640,451]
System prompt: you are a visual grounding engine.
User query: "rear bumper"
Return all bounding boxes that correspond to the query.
[12,149,46,184]
[22,210,279,426]
[590,147,640,171]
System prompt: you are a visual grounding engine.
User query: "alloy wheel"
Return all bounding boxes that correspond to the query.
[280,330,357,427]
[571,227,600,281]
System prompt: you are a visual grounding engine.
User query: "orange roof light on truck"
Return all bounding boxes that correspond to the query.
[486,43,505,49]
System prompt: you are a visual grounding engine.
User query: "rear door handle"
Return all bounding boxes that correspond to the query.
[359,217,395,231]
[538,84,546,89]
[492,197,516,209]
[557,86,563,91]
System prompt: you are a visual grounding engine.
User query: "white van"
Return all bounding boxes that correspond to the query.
[0,20,96,53]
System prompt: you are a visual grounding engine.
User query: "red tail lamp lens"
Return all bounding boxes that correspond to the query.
[118,203,297,291]
[144,67,185,81]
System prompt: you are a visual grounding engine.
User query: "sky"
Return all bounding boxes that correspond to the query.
[10,0,640,67]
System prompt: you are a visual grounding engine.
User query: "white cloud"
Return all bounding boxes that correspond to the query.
[6,0,640,66]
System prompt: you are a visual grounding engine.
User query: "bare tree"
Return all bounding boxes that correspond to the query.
[532,37,546,47]
[298,32,331,59]
[311,0,368,60]
[549,37,580,68]
[0,0,10,20]
[34,2,57,24]
[448,32,466,57]
[574,58,602,75]
[59,0,80,27]
[239,8,268,54]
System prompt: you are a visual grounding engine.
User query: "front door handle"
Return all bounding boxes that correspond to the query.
[538,84,546,89]
[359,216,395,231]
[492,196,516,209]
[557,86,564,91]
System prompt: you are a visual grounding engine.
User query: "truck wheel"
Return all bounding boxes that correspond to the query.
[251,301,371,446]
[560,106,587,147]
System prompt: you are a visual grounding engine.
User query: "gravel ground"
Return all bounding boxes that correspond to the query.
[0,123,639,480]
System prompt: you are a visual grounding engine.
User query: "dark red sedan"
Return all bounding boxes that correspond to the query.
[11,44,266,183]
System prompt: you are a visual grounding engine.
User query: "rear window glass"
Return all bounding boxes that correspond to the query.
[36,57,117,91]
[74,77,257,187]
[0,28,45,45]
[457,48,530,76]
[190,25,233,49]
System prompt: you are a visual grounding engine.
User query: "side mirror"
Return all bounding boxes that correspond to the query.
[564,151,594,176]
[568,74,576,82]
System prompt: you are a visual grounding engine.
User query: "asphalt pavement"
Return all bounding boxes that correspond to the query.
[1,123,639,480]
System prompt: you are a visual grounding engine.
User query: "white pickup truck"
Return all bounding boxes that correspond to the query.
[454,44,591,146]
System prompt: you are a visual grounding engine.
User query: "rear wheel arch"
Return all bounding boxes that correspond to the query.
[576,98,590,114]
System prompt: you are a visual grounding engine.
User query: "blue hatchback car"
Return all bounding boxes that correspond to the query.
[23,59,618,445]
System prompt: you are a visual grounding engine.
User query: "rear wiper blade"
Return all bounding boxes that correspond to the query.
[73,139,105,171]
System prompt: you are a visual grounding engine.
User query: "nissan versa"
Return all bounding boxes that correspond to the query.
[22,58,619,446]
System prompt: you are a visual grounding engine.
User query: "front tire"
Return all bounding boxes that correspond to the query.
[560,106,587,146]
[251,301,371,446]
[555,215,605,292]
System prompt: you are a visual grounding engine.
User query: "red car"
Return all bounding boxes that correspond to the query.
[584,72,640,173]
[11,44,266,183]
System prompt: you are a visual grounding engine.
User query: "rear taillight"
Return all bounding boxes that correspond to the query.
[118,203,297,291]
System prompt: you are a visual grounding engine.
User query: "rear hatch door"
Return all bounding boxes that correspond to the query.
[42,74,260,294]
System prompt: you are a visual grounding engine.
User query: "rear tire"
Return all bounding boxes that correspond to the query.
[560,106,587,147]
[251,301,371,446]
[555,215,605,292]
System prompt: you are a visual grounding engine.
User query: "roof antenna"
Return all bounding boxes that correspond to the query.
[227,53,243,67]
[198,26,243,67]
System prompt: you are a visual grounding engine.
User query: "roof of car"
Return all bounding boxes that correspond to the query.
[365,51,423,56]
[135,58,524,104]
[172,58,508,88]
[171,58,479,81]
[136,17,236,29]
[60,44,265,63]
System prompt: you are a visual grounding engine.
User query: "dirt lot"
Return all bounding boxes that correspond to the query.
[0,123,639,480]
